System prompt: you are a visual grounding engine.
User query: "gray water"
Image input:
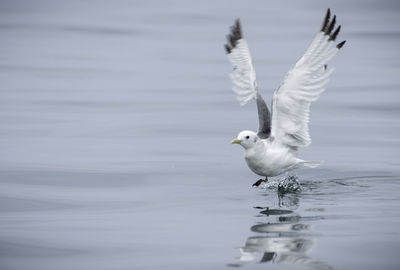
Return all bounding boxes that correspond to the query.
[1,0,400,269]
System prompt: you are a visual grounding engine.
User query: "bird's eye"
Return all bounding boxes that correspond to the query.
[245,136,250,139]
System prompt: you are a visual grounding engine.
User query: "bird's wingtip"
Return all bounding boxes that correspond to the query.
[224,44,231,54]
[321,8,331,32]
[336,40,346,49]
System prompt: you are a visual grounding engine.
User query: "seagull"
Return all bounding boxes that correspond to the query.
[225,9,345,186]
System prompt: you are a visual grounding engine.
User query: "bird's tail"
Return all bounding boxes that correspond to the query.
[300,160,323,168]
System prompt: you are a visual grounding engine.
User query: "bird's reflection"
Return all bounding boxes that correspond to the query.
[229,192,332,270]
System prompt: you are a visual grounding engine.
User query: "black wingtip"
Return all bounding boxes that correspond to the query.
[233,18,242,40]
[224,44,231,54]
[321,9,344,44]
[224,18,243,53]
[235,18,241,28]
[336,40,346,49]
[325,15,336,35]
[321,8,331,32]
[229,34,237,47]
[329,25,341,41]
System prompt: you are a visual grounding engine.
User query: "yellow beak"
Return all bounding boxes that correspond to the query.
[231,139,242,144]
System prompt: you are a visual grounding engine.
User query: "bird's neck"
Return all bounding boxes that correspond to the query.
[244,140,265,156]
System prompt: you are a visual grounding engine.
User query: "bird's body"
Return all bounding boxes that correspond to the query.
[246,137,296,177]
[225,9,345,182]
[234,130,321,178]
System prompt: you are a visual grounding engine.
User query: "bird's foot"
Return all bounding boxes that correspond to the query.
[252,177,268,187]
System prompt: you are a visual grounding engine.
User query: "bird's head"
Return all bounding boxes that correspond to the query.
[231,130,259,149]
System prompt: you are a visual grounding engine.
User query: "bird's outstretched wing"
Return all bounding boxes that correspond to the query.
[270,9,345,149]
[225,19,271,139]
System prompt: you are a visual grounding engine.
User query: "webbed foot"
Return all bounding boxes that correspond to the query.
[252,177,268,187]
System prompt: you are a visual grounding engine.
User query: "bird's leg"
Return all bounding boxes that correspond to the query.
[252,177,268,187]
[252,179,263,187]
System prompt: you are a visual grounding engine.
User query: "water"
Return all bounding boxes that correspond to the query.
[1,0,400,269]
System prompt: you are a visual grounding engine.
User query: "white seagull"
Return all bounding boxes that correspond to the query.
[225,9,345,186]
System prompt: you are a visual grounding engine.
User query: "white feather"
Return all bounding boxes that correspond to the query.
[270,32,341,149]
[227,39,258,106]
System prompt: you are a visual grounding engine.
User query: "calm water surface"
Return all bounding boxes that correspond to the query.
[1,1,400,269]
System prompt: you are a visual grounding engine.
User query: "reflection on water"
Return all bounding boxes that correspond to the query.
[278,191,300,209]
[229,190,332,270]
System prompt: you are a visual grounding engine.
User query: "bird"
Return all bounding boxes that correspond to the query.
[225,9,345,187]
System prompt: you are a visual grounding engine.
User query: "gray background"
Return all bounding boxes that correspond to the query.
[0,0,399,269]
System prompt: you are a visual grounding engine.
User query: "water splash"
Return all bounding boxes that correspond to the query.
[278,174,302,193]
[259,174,302,193]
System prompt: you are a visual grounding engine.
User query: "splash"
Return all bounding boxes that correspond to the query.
[278,174,302,193]
[259,174,302,193]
